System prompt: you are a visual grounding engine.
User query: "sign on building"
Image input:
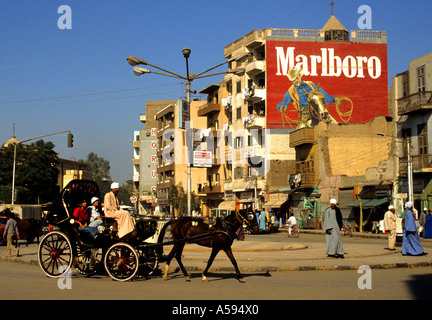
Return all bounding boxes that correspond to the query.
[266,40,388,129]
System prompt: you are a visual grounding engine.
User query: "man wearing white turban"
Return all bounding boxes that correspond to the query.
[383,205,397,251]
[402,202,427,256]
[104,182,135,239]
[323,199,344,258]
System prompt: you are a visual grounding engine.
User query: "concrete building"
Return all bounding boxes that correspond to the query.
[132,113,158,215]
[391,51,432,213]
[221,9,389,227]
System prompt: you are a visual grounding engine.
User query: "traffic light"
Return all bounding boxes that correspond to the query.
[67,133,74,148]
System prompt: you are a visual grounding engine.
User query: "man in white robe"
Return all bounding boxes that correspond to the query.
[323,199,344,258]
[104,182,135,239]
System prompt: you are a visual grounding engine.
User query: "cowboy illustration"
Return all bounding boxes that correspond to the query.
[277,66,352,129]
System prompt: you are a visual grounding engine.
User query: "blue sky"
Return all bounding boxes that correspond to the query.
[1,0,432,184]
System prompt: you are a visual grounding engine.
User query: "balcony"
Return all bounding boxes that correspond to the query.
[399,154,432,173]
[398,91,432,115]
[199,182,223,194]
[245,87,266,103]
[243,114,266,129]
[246,59,265,75]
[244,145,264,158]
[289,128,315,148]
[198,102,221,117]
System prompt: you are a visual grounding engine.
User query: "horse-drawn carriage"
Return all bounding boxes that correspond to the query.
[38,180,161,281]
[38,180,259,282]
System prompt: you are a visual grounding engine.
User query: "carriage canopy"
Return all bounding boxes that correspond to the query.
[46,180,101,226]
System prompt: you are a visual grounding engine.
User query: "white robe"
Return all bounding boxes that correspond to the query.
[323,207,344,256]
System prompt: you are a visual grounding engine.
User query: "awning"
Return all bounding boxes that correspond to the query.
[263,201,275,208]
[346,198,389,208]
[263,200,286,208]
[271,200,286,208]
[218,200,236,211]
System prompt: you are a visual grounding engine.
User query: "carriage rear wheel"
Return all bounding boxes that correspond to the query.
[104,243,139,282]
[139,247,159,276]
[75,247,103,276]
[38,231,73,278]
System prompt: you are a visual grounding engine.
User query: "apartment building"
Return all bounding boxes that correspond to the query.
[221,10,389,227]
[391,52,432,212]
[153,99,207,215]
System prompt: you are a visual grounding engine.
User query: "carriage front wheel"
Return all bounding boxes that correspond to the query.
[38,231,73,278]
[104,243,139,282]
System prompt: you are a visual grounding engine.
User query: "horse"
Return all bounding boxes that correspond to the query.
[161,209,258,283]
[1,208,43,246]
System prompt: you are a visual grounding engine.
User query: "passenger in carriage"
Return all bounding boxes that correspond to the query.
[86,197,104,238]
[72,199,89,229]
[72,199,94,237]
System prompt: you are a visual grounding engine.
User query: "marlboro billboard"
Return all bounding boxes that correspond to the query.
[266,40,388,129]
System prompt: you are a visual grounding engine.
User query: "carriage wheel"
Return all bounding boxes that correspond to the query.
[38,231,73,278]
[139,247,159,276]
[104,243,139,282]
[75,247,103,276]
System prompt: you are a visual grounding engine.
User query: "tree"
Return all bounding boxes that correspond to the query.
[0,140,59,204]
[79,152,111,195]
[167,184,201,216]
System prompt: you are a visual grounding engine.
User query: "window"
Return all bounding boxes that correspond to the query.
[418,123,428,155]
[417,65,426,92]
[235,167,243,179]
[236,107,242,120]
[235,136,243,149]
[236,81,242,94]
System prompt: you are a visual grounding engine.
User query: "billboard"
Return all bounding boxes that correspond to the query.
[266,40,388,129]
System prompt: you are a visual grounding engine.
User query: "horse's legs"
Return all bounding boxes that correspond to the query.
[224,247,245,283]
[163,242,190,281]
[173,243,190,281]
[163,244,178,280]
[202,248,220,283]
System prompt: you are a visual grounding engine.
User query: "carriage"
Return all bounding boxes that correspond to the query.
[38,180,259,282]
[38,180,163,281]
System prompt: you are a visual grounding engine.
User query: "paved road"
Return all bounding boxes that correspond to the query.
[1,261,431,301]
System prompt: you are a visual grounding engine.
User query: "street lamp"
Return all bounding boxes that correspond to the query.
[127,49,236,216]
[377,132,413,203]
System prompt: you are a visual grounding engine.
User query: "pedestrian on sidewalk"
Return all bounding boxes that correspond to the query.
[323,199,344,258]
[402,202,427,256]
[423,210,432,239]
[383,205,397,251]
[3,213,20,257]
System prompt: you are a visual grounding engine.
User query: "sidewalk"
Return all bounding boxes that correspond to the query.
[1,231,431,273]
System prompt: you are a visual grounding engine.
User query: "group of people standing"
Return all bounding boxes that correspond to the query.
[324,199,429,258]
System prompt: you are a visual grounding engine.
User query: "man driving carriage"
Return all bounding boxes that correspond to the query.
[103,182,136,240]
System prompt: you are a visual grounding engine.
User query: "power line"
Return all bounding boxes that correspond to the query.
[0,90,185,110]
[0,82,183,106]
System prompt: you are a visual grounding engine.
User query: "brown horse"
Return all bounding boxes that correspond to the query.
[162,209,258,283]
[1,209,43,246]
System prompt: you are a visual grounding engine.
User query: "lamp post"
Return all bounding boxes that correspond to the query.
[377,132,413,203]
[127,49,238,216]
[11,130,73,204]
